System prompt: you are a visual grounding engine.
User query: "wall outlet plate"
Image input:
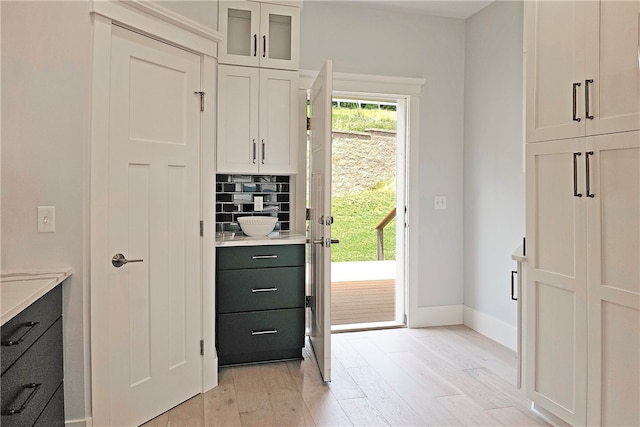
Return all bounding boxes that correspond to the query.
[434,196,447,210]
[254,196,264,212]
[38,206,55,232]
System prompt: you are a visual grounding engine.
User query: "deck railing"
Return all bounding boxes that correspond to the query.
[375,207,396,260]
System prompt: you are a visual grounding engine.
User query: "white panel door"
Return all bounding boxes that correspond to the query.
[217,64,260,174]
[585,0,640,136]
[525,139,588,425]
[107,26,202,426]
[259,68,298,174]
[586,131,640,426]
[525,0,588,142]
[309,60,333,383]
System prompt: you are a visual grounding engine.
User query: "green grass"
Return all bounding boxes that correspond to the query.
[331,181,396,262]
[332,106,397,133]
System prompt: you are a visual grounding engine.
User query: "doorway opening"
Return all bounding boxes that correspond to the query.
[329,95,407,332]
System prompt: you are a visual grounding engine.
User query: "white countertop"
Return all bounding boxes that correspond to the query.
[1,269,71,325]
[216,231,307,247]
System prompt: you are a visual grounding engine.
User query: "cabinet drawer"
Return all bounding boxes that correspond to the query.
[1,319,63,427]
[1,285,62,374]
[33,383,64,427]
[217,244,304,270]
[217,308,304,365]
[217,266,304,313]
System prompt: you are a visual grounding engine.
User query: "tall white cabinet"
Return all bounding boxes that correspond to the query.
[524,1,640,426]
[217,65,298,174]
[526,0,640,142]
[217,0,300,175]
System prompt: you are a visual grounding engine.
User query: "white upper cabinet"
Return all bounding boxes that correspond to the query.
[526,0,640,142]
[219,1,300,70]
[217,64,298,174]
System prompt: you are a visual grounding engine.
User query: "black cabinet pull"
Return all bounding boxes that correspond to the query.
[511,271,518,301]
[253,34,257,57]
[585,79,594,120]
[1,321,39,346]
[572,82,582,122]
[261,139,265,164]
[2,383,42,416]
[252,139,257,164]
[586,151,595,198]
[262,35,266,58]
[573,152,583,197]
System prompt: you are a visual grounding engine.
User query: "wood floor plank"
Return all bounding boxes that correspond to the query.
[486,406,552,426]
[344,364,425,426]
[260,363,316,427]
[231,365,275,426]
[433,394,505,426]
[203,368,242,427]
[287,345,353,426]
[167,394,204,427]
[143,326,552,427]
[338,397,390,426]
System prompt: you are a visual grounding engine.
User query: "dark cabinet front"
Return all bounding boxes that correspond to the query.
[216,244,305,366]
[1,285,64,427]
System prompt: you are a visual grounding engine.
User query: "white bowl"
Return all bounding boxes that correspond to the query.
[237,216,277,237]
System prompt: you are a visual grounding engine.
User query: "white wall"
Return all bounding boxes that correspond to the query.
[463,1,524,340]
[300,1,466,310]
[1,1,92,423]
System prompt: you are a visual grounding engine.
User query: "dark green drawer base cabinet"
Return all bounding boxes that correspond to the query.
[218,308,304,366]
[1,285,64,427]
[216,244,305,366]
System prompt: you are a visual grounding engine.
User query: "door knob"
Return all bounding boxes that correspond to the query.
[112,253,144,268]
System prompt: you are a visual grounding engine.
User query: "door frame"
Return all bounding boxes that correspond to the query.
[298,70,424,327]
[89,2,221,424]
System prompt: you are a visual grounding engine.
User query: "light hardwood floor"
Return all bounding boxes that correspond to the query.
[331,280,395,325]
[142,326,549,427]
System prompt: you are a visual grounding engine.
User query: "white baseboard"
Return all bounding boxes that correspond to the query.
[407,304,463,328]
[463,305,517,351]
[66,417,92,427]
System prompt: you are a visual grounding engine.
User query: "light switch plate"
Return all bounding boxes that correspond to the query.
[38,206,55,232]
[254,196,264,212]
[434,196,447,210]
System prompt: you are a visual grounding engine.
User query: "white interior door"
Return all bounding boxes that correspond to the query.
[106,25,202,426]
[309,60,333,382]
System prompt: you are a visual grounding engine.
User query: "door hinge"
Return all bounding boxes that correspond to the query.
[200,339,204,356]
[194,91,205,112]
[305,295,312,308]
[200,220,204,237]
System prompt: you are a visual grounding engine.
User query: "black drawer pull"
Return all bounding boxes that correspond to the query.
[2,383,42,416]
[251,287,278,293]
[251,329,278,336]
[251,255,278,260]
[1,321,40,346]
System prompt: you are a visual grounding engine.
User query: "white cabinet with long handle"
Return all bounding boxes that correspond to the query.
[219,0,300,70]
[526,0,640,142]
[217,64,298,174]
[525,1,640,425]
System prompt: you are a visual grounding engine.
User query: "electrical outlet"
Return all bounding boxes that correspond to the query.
[38,206,55,232]
[254,196,264,212]
[434,196,447,210]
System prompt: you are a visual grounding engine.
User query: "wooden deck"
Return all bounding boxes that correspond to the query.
[331,279,395,325]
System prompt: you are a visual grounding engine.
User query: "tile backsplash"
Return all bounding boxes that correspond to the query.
[216,174,290,233]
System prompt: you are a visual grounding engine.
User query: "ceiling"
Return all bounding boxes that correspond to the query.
[336,0,494,19]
